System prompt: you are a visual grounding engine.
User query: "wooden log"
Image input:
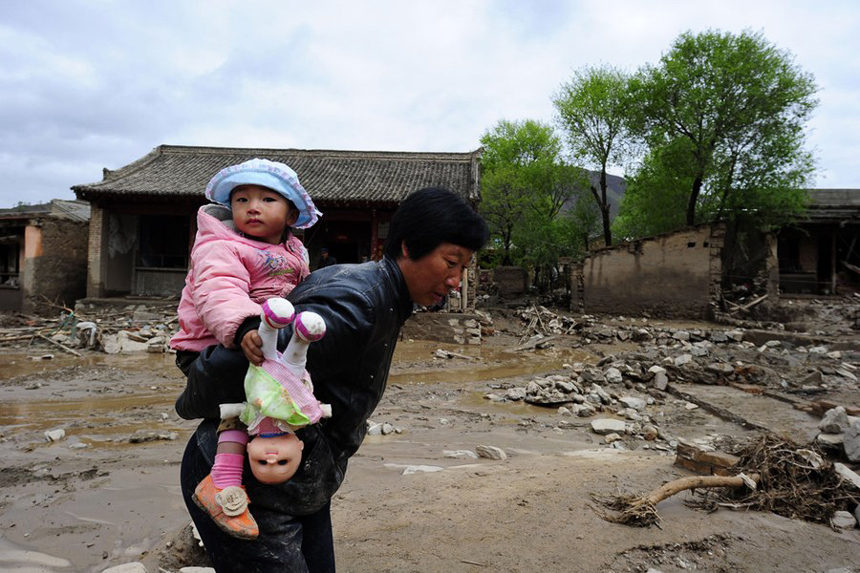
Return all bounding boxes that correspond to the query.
[36,334,82,357]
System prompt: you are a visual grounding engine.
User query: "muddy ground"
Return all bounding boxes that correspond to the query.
[1,299,859,573]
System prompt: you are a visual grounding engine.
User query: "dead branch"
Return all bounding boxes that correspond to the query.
[600,473,759,527]
[730,294,768,314]
[37,333,82,357]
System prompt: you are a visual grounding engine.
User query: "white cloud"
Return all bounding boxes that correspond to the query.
[1,0,858,207]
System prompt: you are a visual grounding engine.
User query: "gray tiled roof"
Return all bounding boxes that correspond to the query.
[804,189,860,222]
[72,145,482,205]
[0,199,90,222]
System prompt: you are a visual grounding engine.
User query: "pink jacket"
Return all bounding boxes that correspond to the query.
[170,205,310,352]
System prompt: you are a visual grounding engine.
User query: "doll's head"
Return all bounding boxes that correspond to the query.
[247,432,304,484]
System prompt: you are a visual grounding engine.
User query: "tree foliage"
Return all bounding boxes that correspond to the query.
[479,119,593,288]
[626,29,817,231]
[554,65,632,246]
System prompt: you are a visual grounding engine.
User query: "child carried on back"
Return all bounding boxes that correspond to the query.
[170,158,329,540]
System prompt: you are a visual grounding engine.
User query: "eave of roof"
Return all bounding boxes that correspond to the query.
[72,145,483,205]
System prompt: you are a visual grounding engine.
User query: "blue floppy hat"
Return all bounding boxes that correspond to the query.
[205,158,322,229]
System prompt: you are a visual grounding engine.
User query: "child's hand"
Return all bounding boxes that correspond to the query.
[241,329,264,366]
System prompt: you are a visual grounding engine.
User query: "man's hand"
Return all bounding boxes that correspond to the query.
[241,329,264,366]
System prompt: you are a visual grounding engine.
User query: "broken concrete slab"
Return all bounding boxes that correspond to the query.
[668,384,821,443]
[590,418,627,435]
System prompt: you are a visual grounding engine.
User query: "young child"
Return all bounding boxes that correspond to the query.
[170,158,321,540]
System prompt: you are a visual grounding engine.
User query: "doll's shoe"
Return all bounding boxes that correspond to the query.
[192,474,259,540]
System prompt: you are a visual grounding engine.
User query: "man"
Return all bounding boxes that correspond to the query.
[316,247,337,269]
[177,186,488,572]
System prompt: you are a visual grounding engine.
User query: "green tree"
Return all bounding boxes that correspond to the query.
[627,29,817,229]
[612,137,695,239]
[553,65,632,246]
[479,119,590,289]
[479,119,562,265]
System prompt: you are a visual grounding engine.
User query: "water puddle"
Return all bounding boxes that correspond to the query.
[390,340,596,386]
[0,340,597,443]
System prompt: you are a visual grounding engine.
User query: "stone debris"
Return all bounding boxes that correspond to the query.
[127,430,178,444]
[100,564,148,573]
[830,510,857,530]
[819,406,851,433]
[590,418,627,435]
[845,421,860,462]
[488,301,859,462]
[385,464,444,475]
[444,450,479,459]
[0,301,178,355]
[475,445,507,460]
[433,348,476,360]
[44,428,66,442]
[366,420,402,436]
[517,304,579,341]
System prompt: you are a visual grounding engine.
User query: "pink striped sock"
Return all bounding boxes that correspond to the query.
[212,453,245,489]
[211,430,249,489]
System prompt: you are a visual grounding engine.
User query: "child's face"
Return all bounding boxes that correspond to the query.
[247,433,304,484]
[230,185,298,244]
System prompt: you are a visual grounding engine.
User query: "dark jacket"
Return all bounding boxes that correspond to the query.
[176,256,413,515]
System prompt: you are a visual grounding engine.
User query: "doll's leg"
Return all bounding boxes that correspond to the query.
[192,418,259,540]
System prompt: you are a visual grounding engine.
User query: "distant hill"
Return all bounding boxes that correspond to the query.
[561,169,626,221]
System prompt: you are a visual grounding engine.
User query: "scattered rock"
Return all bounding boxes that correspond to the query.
[845,421,860,462]
[819,407,850,434]
[44,429,66,442]
[590,418,627,435]
[830,510,857,530]
[475,445,507,460]
[102,563,148,573]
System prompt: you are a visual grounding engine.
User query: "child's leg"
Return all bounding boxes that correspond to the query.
[193,418,259,540]
[211,429,247,488]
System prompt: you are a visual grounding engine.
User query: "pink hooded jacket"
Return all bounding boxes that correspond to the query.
[170,204,310,352]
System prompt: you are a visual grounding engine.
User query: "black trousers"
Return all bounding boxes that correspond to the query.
[180,434,336,573]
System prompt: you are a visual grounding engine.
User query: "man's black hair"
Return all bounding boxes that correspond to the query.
[384,187,489,261]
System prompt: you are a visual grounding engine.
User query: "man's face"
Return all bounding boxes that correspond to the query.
[247,433,304,484]
[397,242,474,306]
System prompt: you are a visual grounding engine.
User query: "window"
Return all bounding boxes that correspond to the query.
[0,235,21,287]
[137,215,190,269]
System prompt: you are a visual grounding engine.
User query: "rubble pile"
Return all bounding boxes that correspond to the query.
[0,303,179,356]
[516,303,582,342]
[717,434,860,528]
[495,304,860,464]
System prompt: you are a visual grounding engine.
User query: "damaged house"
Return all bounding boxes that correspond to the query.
[571,189,860,319]
[71,144,483,310]
[777,189,860,295]
[0,200,90,313]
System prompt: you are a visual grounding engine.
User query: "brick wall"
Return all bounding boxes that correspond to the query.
[23,218,89,314]
[87,204,106,298]
[572,225,723,319]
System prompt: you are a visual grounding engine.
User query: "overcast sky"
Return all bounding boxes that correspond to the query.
[2,0,858,208]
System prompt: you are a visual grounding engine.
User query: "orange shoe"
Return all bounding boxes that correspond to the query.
[192,474,259,540]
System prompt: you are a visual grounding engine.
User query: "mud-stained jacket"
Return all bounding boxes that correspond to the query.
[175,256,414,515]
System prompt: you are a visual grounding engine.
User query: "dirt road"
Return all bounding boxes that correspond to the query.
[1,308,859,572]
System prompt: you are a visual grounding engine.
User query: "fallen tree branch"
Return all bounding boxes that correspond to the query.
[599,473,760,527]
[37,333,82,357]
[730,294,768,314]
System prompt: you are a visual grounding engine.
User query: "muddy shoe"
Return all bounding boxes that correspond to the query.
[192,474,259,540]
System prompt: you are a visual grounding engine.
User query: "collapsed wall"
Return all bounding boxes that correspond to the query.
[571,224,724,319]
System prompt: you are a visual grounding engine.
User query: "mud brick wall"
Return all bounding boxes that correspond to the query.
[86,204,106,298]
[401,312,482,345]
[573,225,723,319]
[493,266,528,297]
[23,218,89,314]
